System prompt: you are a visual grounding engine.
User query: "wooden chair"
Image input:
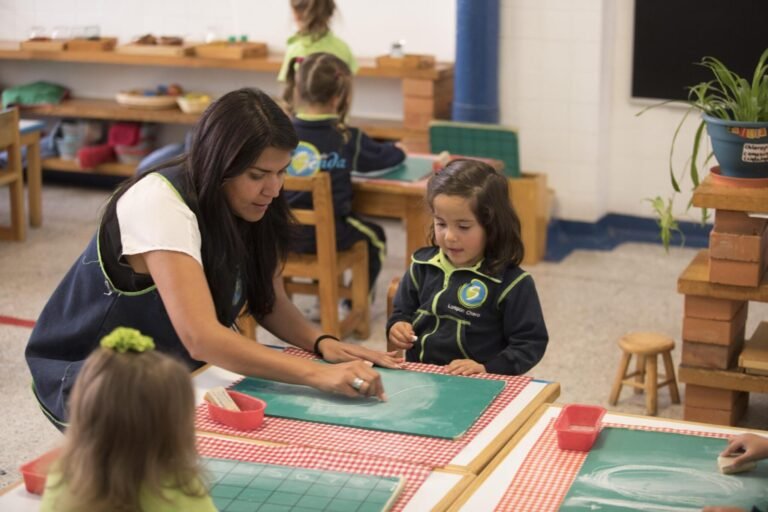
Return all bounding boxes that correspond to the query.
[609,332,681,416]
[282,173,370,339]
[0,108,25,241]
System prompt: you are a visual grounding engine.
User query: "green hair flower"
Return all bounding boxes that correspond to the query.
[100,327,156,353]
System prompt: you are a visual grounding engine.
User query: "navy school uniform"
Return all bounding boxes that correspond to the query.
[386,247,549,375]
[285,114,406,291]
[24,167,245,429]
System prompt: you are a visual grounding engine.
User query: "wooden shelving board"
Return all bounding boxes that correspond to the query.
[42,157,134,177]
[692,174,768,213]
[679,365,768,394]
[677,249,768,302]
[0,41,453,80]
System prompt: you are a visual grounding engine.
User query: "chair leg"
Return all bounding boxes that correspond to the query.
[317,273,341,339]
[645,355,658,416]
[634,355,646,394]
[351,242,370,339]
[609,352,631,405]
[662,350,681,404]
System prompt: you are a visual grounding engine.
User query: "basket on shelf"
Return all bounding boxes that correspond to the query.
[115,92,178,110]
[176,93,212,114]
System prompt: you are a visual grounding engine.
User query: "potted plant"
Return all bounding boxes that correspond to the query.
[640,47,768,249]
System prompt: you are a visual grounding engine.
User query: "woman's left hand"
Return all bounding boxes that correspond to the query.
[319,339,404,369]
[446,359,486,376]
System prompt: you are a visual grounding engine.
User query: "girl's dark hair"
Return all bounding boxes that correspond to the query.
[291,0,336,40]
[102,88,299,322]
[426,159,524,273]
[283,52,352,140]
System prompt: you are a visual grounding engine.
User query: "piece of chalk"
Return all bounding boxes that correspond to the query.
[718,454,757,475]
[411,335,418,342]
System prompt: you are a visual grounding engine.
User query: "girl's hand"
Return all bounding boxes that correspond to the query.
[720,433,768,467]
[319,338,404,369]
[311,359,386,400]
[388,322,416,350]
[446,359,486,376]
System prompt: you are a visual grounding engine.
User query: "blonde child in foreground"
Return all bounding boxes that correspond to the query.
[387,160,549,376]
[40,328,216,512]
[278,0,356,81]
[701,433,768,512]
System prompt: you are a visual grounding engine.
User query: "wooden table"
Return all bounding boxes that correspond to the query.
[18,119,45,227]
[450,403,768,511]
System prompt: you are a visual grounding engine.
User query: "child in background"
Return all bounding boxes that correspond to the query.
[387,160,548,376]
[278,0,357,82]
[283,52,406,297]
[40,328,216,512]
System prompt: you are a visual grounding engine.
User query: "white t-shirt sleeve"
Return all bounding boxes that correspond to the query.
[116,174,203,267]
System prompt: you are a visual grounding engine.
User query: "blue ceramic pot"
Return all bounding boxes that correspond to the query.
[704,114,768,178]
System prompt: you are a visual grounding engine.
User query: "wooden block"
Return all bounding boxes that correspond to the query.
[376,54,436,70]
[739,321,768,372]
[20,39,67,51]
[684,296,746,321]
[682,303,747,345]
[684,392,748,426]
[710,256,768,287]
[510,173,549,265]
[194,42,267,59]
[402,77,453,98]
[709,224,768,262]
[116,43,195,57]
[714,209,768,236]
[685,384,746,410]
[682,338,743,370]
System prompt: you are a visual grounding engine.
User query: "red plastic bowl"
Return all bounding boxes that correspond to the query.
[20,448,61,495]
[554,404,606,451]
[207,390,266,431]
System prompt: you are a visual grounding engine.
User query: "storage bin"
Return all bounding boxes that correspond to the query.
[554,404,606,451]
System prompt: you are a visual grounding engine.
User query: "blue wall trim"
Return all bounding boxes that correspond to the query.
[544,214,711,262]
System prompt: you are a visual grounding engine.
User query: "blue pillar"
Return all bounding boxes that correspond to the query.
[453,0,500,123]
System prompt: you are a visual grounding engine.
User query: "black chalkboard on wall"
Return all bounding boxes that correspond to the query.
[632,0,768,101]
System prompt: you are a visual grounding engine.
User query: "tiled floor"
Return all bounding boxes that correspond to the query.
[1,182,767,489]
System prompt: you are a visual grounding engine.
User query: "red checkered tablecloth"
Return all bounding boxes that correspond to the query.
[196,434,431,512]
[493,419,730,511]
[196,348,532,468]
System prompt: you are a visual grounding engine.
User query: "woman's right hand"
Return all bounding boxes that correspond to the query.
[720,433,768,467]
[311,359,386,401]
[388,321,416,350]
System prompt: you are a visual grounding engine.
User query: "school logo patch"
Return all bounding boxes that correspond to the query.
[458,279,487,309]
[288,141,321,177]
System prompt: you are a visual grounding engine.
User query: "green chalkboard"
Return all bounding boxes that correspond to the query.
[232,367,505,439]
[351,156,434,182]
[560,427,768,511]
[204,457,404,512]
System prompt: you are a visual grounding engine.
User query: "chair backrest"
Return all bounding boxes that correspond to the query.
[283,173,338,276]
[429,120,521,177]
[0,108,21,151]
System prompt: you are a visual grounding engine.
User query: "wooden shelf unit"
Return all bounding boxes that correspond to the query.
[677,174,768,425]
[0,41,454,160]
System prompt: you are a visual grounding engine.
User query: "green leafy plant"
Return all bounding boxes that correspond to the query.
[638,47,768,249]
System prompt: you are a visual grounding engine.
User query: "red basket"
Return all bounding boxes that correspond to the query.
[19,448,61,495]
[207,390,266,431]
[554,404,606,451]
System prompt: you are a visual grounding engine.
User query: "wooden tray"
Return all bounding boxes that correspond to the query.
[20,40,67,51]
[115,92,178,110]
[66,37,117,52]
[194,42,267,60]
[116,43,195,57]
[376,54,436,70]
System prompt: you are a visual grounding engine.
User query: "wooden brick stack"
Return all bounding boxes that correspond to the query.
[401,76,453,152]
[677,176,768,426]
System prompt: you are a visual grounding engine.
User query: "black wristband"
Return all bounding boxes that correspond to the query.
[313,334,339,358]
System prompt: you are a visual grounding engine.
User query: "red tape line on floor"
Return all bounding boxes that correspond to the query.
[0,315,36,328]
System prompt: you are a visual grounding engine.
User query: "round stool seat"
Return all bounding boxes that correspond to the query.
[618,332,675,356]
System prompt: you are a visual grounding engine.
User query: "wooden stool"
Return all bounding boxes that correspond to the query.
[609,332,681,416]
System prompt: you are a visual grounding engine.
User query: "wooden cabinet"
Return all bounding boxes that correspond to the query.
[677,175,768,425]
[0,42,454,177]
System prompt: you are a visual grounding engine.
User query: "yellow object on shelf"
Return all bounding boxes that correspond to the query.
[176,93,212,114]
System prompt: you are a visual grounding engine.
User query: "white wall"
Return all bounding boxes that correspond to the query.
[1,0,701,223]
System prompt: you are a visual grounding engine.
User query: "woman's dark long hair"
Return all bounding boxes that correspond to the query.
[102,88,299,322]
